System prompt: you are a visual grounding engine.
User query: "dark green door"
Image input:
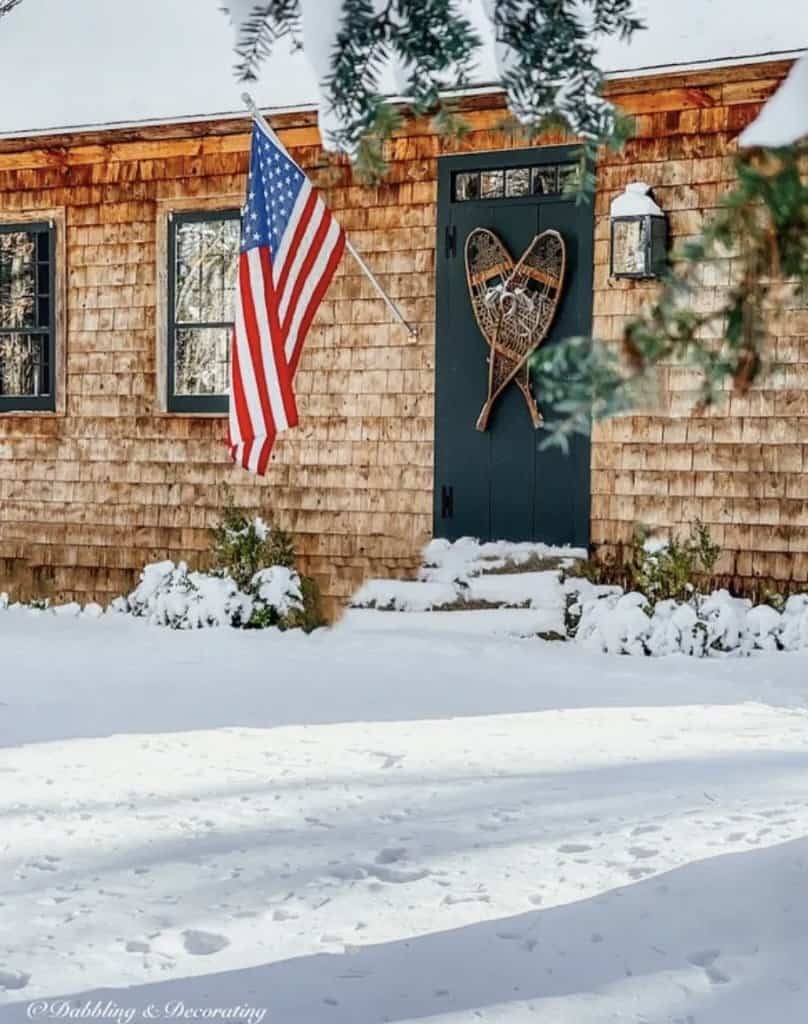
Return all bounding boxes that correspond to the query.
[434,147,593,546]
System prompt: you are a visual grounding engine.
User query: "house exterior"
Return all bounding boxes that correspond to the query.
[0,52,806,614]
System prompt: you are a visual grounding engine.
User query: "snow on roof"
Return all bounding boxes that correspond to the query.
[0,0,806,139]
[739,51,808,146]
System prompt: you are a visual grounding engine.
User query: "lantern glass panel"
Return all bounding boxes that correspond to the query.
[611,217,648,276]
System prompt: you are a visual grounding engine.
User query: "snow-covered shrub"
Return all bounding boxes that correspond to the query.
[110,498,323,632]
[249,566,304,628]
[119,559,307,631]
[123,561,249,629]
[781,595,808,651]
[564,578,808,658]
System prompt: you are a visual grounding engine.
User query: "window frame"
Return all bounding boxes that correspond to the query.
[0,220,57,413]
[166,207,241,415]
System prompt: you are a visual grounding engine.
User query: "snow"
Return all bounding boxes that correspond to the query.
[610,181,665,217]
[2,589,808,1022]
[419,536,584,583]
[0,0,806,137]
[739,51,808,146]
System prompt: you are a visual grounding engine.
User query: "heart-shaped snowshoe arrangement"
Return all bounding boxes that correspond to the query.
[464,228,566,431]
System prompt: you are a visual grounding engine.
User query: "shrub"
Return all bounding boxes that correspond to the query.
[567,521,720,605]
[211,497,295,589]
[208,498,324,631]
[113,500,325,632]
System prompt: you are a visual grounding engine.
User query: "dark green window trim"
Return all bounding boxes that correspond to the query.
[167,208,241,414]
[0,221,56,413]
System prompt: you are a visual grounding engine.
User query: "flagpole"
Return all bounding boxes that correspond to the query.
[241,92,418,339]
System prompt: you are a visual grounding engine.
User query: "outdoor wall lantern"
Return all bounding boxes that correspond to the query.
[609,182,667,279]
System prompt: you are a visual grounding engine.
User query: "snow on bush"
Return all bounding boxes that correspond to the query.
[117,559,303,630]
[252,566,304,619]
[567,582,808,658]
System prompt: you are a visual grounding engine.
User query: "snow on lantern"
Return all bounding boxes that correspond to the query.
[609,182,667,279]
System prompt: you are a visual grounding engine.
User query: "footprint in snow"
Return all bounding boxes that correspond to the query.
[627,867,656,879]
[557,843,592,854]
[328,864,368,881]
[125,940,151,954]
[687,949,731,985]
[272,909,299,922]
[367,864,430,884]
[375,847,407,865]
[27,856,61,872]
[627,847,658,859]
[442,893,491,906]
[0,969,30,991]
[182,930,230,956]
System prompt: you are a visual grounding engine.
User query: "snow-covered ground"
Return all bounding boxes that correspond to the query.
[2,606,808,1023]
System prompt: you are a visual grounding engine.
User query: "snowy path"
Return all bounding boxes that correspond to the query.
[1,609,808,1022]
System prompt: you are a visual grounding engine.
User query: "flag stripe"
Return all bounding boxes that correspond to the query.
[286,221,343,365]
[274,184,315,296]
[229,334,253,451]
[233,281,264,440]
[290,228,346,375]
[281,204,332,339]
[259,246,298,428]
[278,199,326,323]
[246,247,289,433]
[238,252,277,438]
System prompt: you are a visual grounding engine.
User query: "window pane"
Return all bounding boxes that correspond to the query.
[531,167,558,195]
[480,170,504,199]
[455,172,479,201]
[505,168,530,197]
[174,218,240,324]
[0,333,48,396]
[0,231,37,329]
[558,162,582,192]
[174,327,230,396]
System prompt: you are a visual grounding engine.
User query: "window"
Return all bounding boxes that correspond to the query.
[454,162,581,202]
[167,209,241,413]
[0,222,56,412]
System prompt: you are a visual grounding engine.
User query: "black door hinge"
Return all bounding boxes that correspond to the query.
[444,224,457,259]
[441,485,454,519]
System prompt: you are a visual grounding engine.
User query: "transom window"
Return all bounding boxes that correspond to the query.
[0,222,55,412]
[167,209,241,413]
[454,162,581,202]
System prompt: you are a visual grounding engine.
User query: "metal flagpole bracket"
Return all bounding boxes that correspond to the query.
[241,92,419,339]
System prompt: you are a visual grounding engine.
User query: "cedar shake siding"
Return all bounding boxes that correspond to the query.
[0,59,804,610]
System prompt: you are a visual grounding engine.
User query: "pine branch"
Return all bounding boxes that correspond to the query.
[223,0,642,181]
[0,0,23,17]
[224,1,301,82]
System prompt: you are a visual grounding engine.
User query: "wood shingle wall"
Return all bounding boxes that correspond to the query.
[593,61,808,589]
[0,59,804,609]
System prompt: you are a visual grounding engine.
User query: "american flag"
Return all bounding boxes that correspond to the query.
[228,120,345,474]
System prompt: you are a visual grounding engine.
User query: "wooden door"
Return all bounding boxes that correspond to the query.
[434,147,593,546]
